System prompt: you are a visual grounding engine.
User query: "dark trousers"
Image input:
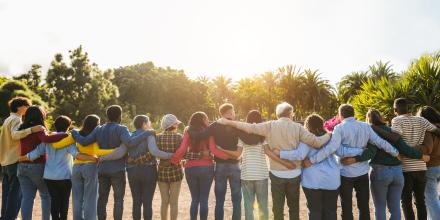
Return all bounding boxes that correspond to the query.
[269,173,300,220]
[44,179,72,220]
[127,164,157,220]
[401,171,427,220]
[303,187,339,220]
[340,174,370,220]
[97,170,126,220]
[1,163,21,220]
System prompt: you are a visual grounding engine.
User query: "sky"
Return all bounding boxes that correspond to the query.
[1,0,439,85]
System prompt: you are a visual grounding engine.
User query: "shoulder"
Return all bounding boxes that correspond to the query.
[209,122,219,128]
[391,116,404,123]
[116,124,129,131]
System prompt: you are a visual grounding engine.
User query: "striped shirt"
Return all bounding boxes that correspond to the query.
[391,114,437,172]
[239,139,269,180]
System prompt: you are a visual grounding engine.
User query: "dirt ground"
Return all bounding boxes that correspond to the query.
[1,176,420,220]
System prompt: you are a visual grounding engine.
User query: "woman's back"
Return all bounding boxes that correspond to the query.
[301,142,340,190]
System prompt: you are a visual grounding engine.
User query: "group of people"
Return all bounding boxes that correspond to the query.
[0,96,439,220]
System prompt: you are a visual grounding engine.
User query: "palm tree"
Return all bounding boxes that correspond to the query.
[259,71,281,119]
[211,75,233,107]
[302,69,335,113]
[336,71,369,103]
[369,61,398,81]
[277,65,305,118]
[195,76,210,85]
[404,52,440,111]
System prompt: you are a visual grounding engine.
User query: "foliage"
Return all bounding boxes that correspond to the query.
[351,52,440,122]
[351,77,410,122]
[0,80,46,123]
[3,46,439,128]
[113,62,215,124]
[45,46,119,124]
[404,52,440,111]
[337,71,369,103]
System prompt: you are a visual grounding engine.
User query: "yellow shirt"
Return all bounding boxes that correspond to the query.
[52,134,114,164]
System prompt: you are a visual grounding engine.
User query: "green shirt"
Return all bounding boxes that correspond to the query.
[355,125,422,166]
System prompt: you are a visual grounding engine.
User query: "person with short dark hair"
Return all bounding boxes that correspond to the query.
[20,115,97,220]
[71,105,153,220]
[16,106,69,220]
[391,98,440,220]
[0,97,44,220]
[338,104,355,118]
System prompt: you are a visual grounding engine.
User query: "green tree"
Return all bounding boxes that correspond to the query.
[369,61,399,81]
[0,80,46,123]
[0,76,7,86]
[337,71,369,103]
[13,64,42,91]
[211,75,233,108]
[46,46,119,124]
[351,77,410,121]
[404,52,440,111]
[302,69,337,117]
[351,52,440,122]
[113,62,215,124]
[277,65,306,119]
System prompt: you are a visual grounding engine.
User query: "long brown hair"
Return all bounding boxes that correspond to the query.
[366,109,386,126]
[240,110,265,145]
[187,112,209,150]
[79,114,100,136]
[19,106,46,130]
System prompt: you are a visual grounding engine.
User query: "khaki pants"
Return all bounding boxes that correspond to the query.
[158,181,182,220]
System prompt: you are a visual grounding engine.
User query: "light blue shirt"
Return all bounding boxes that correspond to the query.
[280,142,340,190]
[27,141,79,180]
[308,117,399,177]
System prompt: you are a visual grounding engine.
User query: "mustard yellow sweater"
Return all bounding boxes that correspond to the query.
[52,134,114,164]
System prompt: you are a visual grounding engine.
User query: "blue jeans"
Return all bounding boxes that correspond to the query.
[97,170,126,220]
[72,163,98,220]
[370,165,404,220]
[17,163,51,220]
[127,164,157,220]
[241,179,269,220]
[1,163,22,220]
[214,163,242,220]
[185,166,214,220]
[425,166,440,220]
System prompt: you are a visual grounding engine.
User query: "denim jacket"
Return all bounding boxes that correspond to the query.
[72,123,152,173]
